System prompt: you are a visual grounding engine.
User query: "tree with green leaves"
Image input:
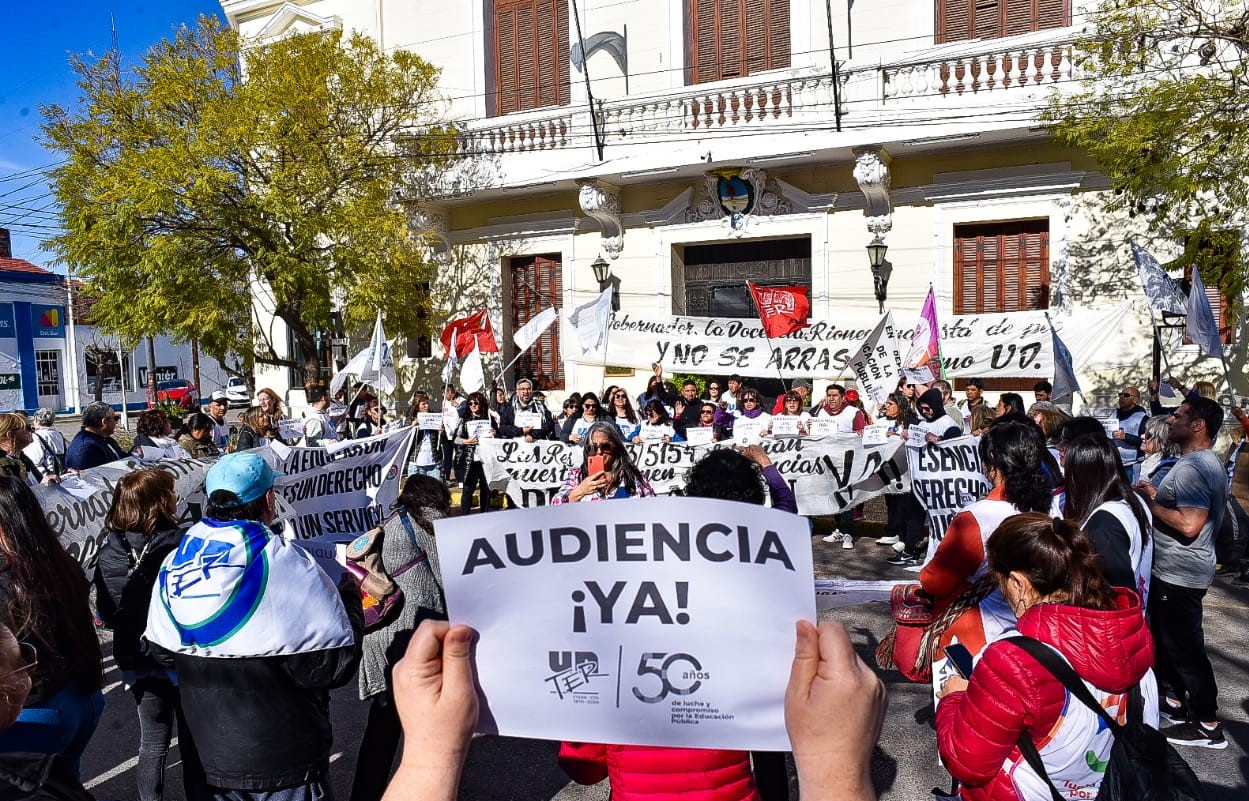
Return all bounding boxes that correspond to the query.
[42,16,455,387]
[1045,0,1248,303]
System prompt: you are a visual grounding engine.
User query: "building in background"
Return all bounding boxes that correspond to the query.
[0,228,231,414]
[222,0,1245,408]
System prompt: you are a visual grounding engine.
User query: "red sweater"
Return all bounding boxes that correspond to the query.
[935,589,1154,801]
[559,742,760,801]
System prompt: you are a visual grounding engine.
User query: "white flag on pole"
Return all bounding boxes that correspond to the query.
[567,288,613,355]
[460,342,485,394]
[1131,244,1187,315]
[441,329,459,386]
[1050,324,1081,400]
[330,313,396,396]
[1186,270,1224,358]
[513,306,558,353]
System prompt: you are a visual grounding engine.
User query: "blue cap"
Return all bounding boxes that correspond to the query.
[205,452,278,503]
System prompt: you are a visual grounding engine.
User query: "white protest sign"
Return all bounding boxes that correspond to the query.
[515,411,543,430]
[584,313,882,378]
[906,426,928,448]
[278,417,306,442]
[770,415,801,438]
[846,312,902,408]
[466,419,494,441]
[640,424,673,442]
[807,418,836,438]
[267,427,414,540]
[684,427,715,446]
[939,311,1054,378]
[436,497,815,749]
[418,412,443,430]
[861,425,888,446]
[907,436,991,563]
[734,417,768,444]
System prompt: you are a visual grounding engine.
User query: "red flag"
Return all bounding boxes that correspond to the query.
[439,309,499,358]
[747,282,810,339]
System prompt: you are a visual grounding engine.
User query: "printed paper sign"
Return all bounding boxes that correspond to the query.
[907,436,991,563]
[466,419,494,441]
[640,424,672,442]
[684,427,715,446]
[515,411,543,430]
[734,417,768,444]
[436,497,816,749]
[418,412,443,430]
[770,415,801,438]
[807,418,836,438]
[278,418,306,442]
[861,425,889,446]
[907,426,929,448]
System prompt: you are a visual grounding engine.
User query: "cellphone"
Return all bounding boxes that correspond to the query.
[943,643,975,679]
[587,455,606,476]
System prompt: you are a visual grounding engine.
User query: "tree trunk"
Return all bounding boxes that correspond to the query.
[145,336,157,407]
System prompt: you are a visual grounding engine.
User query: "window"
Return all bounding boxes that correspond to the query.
[689,0,791,84]
[492,0,570,116]
[953,220,1049,390]
[35,350,61,399]
[937,0,1069,44]
[510,255,564,390]
[84,347,133,394]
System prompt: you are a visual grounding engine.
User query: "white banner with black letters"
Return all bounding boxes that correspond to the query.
[938,311,1054,379]
[846,312,903,408]
[907,436,991,563]
[476,436,908,515]
[436,497,815,749]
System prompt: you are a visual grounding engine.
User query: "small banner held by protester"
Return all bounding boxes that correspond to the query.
[906,436,991,563]
[436,497,816,749]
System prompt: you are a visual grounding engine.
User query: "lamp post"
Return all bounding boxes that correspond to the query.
[866,237,890,314]
[591,255,620,311]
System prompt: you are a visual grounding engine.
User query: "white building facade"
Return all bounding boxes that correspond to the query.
[222,0,1246,408]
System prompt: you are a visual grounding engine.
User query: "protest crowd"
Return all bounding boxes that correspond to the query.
[1,325,1247,801]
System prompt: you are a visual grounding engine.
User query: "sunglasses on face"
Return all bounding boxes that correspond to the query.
[701,409,715,415]
[583,403,598,410]
[589,442,615,454]
[613,392,626,399]
[743,397,758,404]
[1120,392,1137,398]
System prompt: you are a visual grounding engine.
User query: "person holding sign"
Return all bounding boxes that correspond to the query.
[564,394,603,445]
[877,393,926,565]
[497,378,555,442]
[915,388,963,443]
[302,387,340,448]
[769,391,810,438]
[815,385,864,549]
[638,400,682,443]
[551,421,654,504]
[408,395,443,480]
[607,389,642,443]
[733,390,772,445]
[454,392,498,515]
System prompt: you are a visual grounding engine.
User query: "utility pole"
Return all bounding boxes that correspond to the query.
[824,0,843,131]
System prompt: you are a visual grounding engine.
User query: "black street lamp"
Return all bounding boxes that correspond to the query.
[591,255,620,311]
[867,237,891,314]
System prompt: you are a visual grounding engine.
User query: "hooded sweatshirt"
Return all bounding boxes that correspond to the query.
[917,388,963,440]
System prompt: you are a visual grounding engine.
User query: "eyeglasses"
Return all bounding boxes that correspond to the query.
[613,392,627,399]
[588,441,615,454]
[742,397,758,404]
[700,409,716,415]
[564,403,576,410]
[709,386,720,391]
[1119,392,1137,398]
[583,403,598,410]
[1,641,36,682]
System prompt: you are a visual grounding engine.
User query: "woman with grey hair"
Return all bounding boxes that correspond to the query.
[1141,414,1182,487]
[551,421,652,503]
[23,408,67,477]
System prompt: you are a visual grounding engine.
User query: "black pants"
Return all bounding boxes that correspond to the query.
[885,493,926,555]
[750,751,790,801]
[1149,578,1219,721]
[835,509,855,539]
[440,436,457,482]
[131,677,208,801]
[349,694,403,801]
[461,462,490,514]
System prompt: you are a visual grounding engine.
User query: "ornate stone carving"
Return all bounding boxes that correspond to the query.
[577,180,623,260]
[683,167,793,235]
[404,203,452,267]
[853,148,893,237]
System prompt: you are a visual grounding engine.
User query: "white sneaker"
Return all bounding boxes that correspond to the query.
[875,536,901,546]
[842,534,855,550]
[821,530,843,543]
[892,541,907,553]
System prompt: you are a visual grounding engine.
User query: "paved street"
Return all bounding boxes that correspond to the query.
[77,518,1249,801]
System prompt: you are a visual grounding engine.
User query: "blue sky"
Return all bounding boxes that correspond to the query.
[0,2,224,268]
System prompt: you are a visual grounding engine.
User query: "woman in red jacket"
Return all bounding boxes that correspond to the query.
[935,513,1157,801]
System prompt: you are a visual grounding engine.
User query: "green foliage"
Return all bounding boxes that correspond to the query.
[41,16,454,384]
[1044,0,1249,303]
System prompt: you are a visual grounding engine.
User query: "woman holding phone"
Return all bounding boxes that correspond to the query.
[551,421,653,504]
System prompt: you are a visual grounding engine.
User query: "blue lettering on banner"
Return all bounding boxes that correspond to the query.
[0,304,14,338]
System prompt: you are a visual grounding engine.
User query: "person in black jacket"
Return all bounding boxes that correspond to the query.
[496,378,555,441]
[144,453,363,800]
[93,468,203,801]
[65,401,128,471]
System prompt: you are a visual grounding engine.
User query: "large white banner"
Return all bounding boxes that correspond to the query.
[436,497,815,749]
[476,436,909,515]
[265,427,415,540]
[907,436,991,563]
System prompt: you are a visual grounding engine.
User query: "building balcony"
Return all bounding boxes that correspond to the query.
[443,29,1080,197]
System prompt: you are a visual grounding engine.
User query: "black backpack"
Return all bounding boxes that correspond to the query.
[1006,636,1203,801]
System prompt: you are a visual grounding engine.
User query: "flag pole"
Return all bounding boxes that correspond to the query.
[1044,310,1085,408]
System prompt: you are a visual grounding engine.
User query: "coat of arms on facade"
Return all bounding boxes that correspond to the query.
[684,167,792,234]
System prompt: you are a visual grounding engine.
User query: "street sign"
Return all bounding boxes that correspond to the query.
[0,374,20,390]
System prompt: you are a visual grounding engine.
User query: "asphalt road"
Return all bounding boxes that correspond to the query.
[76,517,1249,801]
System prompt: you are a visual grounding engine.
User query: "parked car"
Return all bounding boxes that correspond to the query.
[225,376,250,408]
[155,378,198,410]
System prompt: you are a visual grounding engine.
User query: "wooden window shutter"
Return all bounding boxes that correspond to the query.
[939,0,1069,43]
[691,0,788,83]
[767,0,791,70]
[1004,0,1033,37]
[1035,0,1068,29]
[938,0,974,43]
[973,0,1003,39]
[510,255,565,389]
[692,0,721,84]
[720,0,744,79]
[493,0,569,115]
